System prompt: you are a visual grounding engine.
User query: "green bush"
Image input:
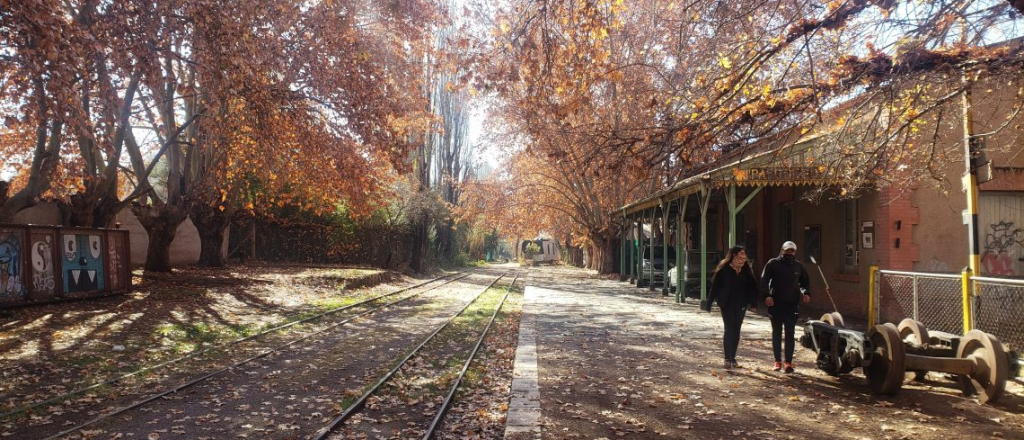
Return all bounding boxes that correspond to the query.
[524,242,541,259]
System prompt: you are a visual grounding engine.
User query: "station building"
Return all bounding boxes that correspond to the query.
[617,76,1024,350]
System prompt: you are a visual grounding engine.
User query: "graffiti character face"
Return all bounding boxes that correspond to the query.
[63,235,77,262]
[89,235,101,259]
[0,234,20,277]
[0,231,25,300]
[62,234,105,295]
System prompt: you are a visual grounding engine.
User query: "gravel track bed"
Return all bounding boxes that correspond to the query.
[330,276,518,439]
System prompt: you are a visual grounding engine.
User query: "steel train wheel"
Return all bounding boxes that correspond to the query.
[821,312,845,328]
[898,318,930,381]
[956,330,1009,404]
[864,323,905,395]
[897,319,930,346]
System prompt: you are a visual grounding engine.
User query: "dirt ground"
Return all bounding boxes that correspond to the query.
[523,265,1024,440]
[0,264,526,440]
[2,263,1022,440]
[0,264,411,420]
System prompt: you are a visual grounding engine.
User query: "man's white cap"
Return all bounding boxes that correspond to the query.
[781,241,797,251]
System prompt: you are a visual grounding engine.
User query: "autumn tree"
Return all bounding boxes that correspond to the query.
[0,0,88,222]
[2,0,440,272]
[471,0,1023,273]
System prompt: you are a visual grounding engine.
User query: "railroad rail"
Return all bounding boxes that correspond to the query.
[39,272,473,440]
[1,272,464,421]
[310,271,520,440]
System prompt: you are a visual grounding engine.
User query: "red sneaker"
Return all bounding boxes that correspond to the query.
[772,361,782,371]
[784,362,794,374]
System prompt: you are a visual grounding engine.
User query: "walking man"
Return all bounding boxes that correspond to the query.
[760,241,810,373]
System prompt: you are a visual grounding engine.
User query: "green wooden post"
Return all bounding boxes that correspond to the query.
[649,207,656,291]
[643,207,651,288]
[728,186,737,246]
[638,206,647,288]
[649,206,657,290]
[727,186,762,246]
[631,215,638,283]
[661,199,669,295]
[627,213,634,283]
[630,212,638,284]
[676,195,689,303]
[620,218,626,281]
[699,183,712,308]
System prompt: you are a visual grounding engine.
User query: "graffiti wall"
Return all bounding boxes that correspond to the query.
[62,233,106,296]
[980,195,1024,277]
[0,229,27,302]
[106,233,126,291]
[0,225,130,306]
[29,230,58,300]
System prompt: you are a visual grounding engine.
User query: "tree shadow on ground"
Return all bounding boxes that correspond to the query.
[0,264,400,411]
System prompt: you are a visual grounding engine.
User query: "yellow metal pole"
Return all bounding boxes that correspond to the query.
[868,265,878,328]
[961,73,981,332]
[961,269,973,333]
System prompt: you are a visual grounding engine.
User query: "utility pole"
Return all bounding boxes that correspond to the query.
[960,72,990,332]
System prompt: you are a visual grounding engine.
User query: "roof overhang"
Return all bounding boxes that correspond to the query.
[618,134,849,217]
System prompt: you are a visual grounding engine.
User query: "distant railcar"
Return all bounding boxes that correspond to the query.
[521,238,561,263]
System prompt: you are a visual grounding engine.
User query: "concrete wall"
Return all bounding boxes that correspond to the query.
[8,202,208,268]
[12,203,61,226]
[115,209,202,267]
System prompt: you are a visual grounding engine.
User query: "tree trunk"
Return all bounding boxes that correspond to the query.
[409,216,428,273]
[192,204,230,268]
[588,233,617,274]
[64,193,121,228]
[599,235,616,273]
[133,203,188,273]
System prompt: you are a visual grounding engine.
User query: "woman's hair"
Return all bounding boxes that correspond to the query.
[711,245,746,280]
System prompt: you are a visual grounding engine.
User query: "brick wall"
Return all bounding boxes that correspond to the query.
[875,187,920,271]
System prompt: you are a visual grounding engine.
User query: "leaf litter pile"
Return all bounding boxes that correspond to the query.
[0,265,409,432]
[0,265,526,440]
[525,265,1024,440]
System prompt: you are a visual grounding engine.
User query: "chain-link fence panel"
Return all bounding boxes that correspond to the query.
[876,271,964,335]
[973,277,1024,353]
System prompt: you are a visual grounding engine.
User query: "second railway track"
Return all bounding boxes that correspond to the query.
[313,270,521,440]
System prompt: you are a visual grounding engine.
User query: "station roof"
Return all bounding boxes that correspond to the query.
[618,131,844,216]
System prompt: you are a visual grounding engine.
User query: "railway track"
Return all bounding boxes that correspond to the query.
[312,271,521,440]
[1,273,465,422]
[24,271,484,440]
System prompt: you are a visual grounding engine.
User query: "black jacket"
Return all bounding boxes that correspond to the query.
[706,263,759,310]
[759,255,811,306]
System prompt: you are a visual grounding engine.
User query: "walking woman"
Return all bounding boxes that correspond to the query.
[702,245,759,369]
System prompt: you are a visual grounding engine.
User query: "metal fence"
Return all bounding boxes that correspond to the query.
[972,276,1024,353]
[874,270,965,335]
[874,269,1024,353]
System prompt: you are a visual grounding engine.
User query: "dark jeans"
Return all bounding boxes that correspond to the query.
[770,306,799,362]
[721,305,747,362]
